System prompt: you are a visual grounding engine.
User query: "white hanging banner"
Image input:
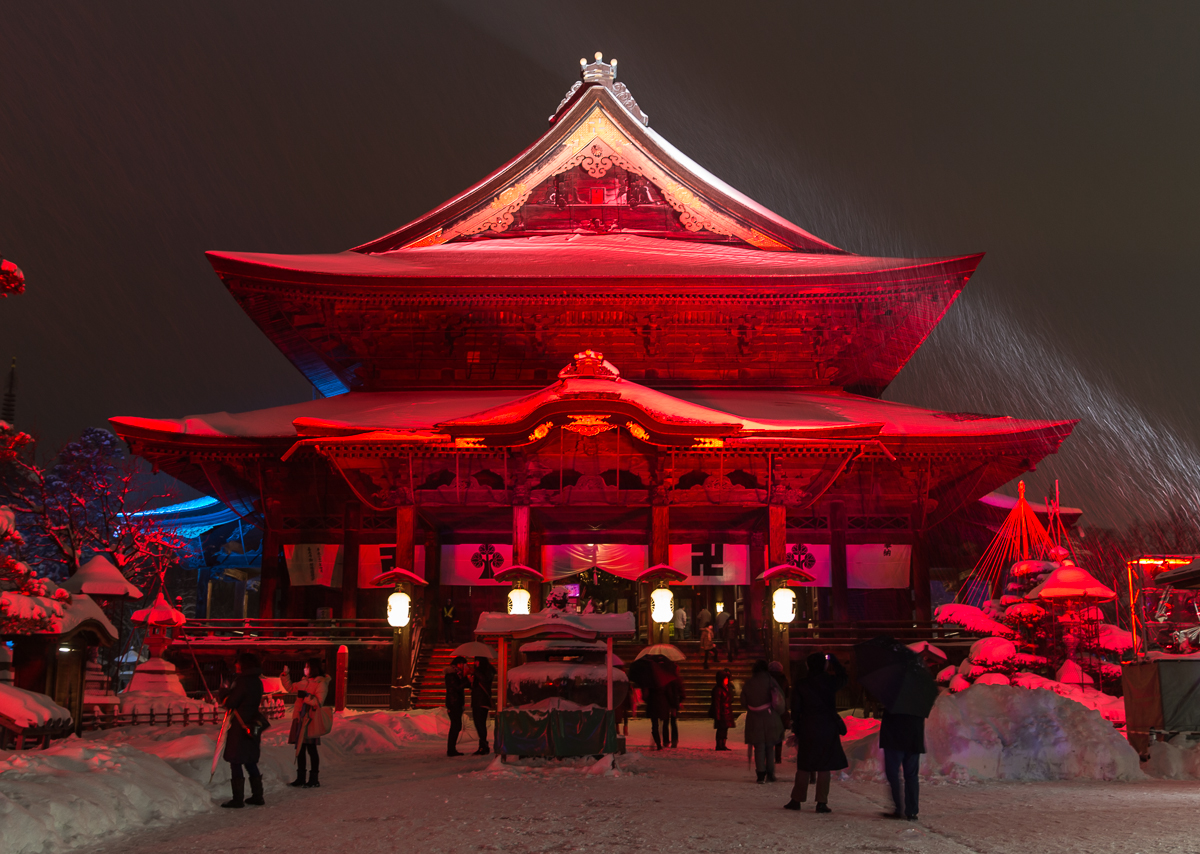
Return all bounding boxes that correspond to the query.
[543,544,647,582]
[849,544,911,589]
[669,544,750,585]
[440,543,512,586]
[782,544,912,589]
[284,544,343,587]
[358,545,426,589]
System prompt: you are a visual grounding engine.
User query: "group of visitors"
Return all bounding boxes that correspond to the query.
[694,606,740,666]
[444,655,496,757]
[217,653,332,809]
[724,652,925,821]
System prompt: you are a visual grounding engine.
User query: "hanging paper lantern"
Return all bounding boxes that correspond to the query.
[386,590,411,627]
[772,587,797,624]
[650,587,674,623]
[507,587,531,615]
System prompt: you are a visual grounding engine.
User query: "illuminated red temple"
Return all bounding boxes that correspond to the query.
[112,56,1074,658]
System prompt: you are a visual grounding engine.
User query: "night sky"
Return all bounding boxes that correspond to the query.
[1,3,1197,528]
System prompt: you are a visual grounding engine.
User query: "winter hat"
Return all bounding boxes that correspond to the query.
[452,656,468,665]
[768,661,784,674]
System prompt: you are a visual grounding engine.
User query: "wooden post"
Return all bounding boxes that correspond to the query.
[342,501,361,619]
[606,636,613,710]
[768,504,788,666]
[513,504,531,567]
[830,501,849,623]
[335,644,349,711]
[910,501,931,622]
[650,505,669,643]
[259,527,279,619]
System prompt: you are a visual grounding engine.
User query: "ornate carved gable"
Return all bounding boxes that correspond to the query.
[354,61,844,255]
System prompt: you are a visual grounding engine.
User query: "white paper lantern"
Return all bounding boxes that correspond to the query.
[386,590,411,628]
[772,587,797,624]
[650,587,674,623]
[507,587,531,615]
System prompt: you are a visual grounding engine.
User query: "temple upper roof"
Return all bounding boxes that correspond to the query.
[203,58,985,397]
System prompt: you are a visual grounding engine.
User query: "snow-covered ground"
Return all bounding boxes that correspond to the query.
[4,688,1200,854]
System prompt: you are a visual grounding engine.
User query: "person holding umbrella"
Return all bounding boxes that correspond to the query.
[219,652,265,809]
[784,652,847,813]
[470,655,496,756]
[445,656,469,756]
[853,637,938,822]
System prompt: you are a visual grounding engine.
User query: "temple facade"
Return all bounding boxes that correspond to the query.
[112,57,1074,660]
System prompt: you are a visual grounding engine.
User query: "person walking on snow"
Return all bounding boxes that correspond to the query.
[220,652,265,809]
[784,652,848,814]
[709,669,736,750]
[470,656,496,756]
[664,666,686,748]
[280,657,331,789]
[700,623,716,668]
[445,656,469,756]
[881,705,927,820]
[742,659,784,783]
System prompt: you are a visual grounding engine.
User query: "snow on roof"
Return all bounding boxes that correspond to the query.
[1,591,118,642]
[113,387,1072,444]
[59,555,142,599]
[507,662,628,688]
[0,682,72,728]
[1029,566,1116,601]
[475,609,636,639]
[208,235,973,283]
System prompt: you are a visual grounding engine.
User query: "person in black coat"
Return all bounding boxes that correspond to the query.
[445,656,469,757]
[470,656,496,756]
[219,652,265,809]
[784,652,848,814]
[880,706,926,820]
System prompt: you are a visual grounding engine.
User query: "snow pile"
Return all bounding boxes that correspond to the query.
[1140,735,1200,779]
[0,683,72,728]
[0,739,214,854]
[324,708,452,753]
[476,751,643,779]
[843,685,1143,782]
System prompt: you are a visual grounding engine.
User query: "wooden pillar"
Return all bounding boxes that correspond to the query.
[767,504,789,666]
[529,529,544,613]
[650,505,670,567]
[749,529,766,653]
[829,501,849,623]
[342,501,361,619]
[425,530,442,641]
[911,501,932,622]
[258,528,279,618]
[513,505,531,567]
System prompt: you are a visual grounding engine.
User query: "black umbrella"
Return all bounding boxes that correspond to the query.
[854,636,938,717]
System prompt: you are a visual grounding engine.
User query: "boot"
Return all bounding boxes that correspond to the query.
[289,768,307,787]
[221,777,245,809]
[815,803,832,814]
[756,771,766,784]
[303,770,320,788]
[246,775,265,806]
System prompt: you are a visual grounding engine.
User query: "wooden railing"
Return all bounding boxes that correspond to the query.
[79,695,290,733]
[786,620,978,645]
[172,618,395,643]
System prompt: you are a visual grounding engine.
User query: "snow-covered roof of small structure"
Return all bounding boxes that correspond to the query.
[131,591,186,627]
[507,662,628,688]
[475,609,635,640]
[0,683,72,728]
[59,555,142,599]
[1028,566,1116,601]
[1,591,118,643]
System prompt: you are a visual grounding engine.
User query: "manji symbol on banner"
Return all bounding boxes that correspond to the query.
[691,544,725,577]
